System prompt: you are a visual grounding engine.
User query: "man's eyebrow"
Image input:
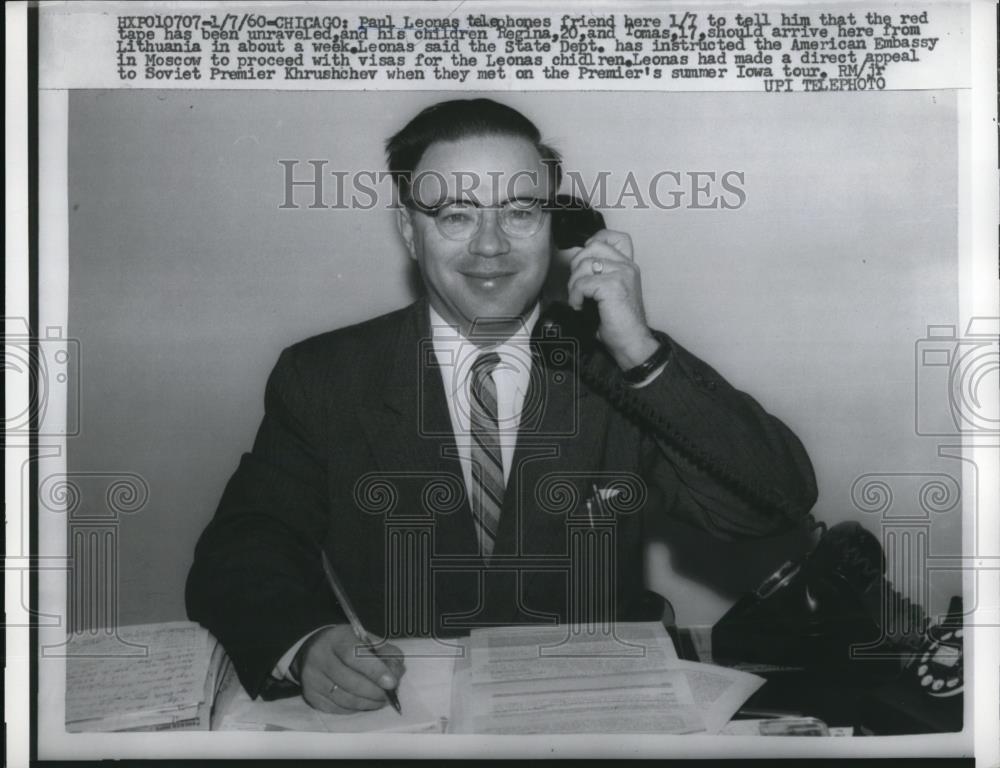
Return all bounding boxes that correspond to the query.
[431,195,547,208]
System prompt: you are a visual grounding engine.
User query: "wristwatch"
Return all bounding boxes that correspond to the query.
[621,331,671,385]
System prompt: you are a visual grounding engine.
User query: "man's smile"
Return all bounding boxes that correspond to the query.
[459,270,517,289]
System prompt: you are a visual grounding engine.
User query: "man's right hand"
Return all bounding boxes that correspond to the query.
[291,625,405,713]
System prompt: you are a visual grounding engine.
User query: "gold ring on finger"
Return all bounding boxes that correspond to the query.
[591,259,604,275]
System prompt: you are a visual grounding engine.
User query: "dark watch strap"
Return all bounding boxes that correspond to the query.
[621,331,672,384]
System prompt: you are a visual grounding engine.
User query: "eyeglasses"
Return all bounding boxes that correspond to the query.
[407,197,551,241]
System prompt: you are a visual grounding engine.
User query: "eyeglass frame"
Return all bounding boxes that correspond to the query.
[402,195,560,241]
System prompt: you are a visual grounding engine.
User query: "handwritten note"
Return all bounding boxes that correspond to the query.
[65,622,215,726]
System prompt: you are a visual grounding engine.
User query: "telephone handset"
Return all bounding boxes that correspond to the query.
[551,194,607,251]
[544,195,605,342]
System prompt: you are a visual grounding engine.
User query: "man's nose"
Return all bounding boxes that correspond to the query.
[468,210,510,257]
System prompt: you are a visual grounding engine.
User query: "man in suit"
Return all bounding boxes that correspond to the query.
[186,98,818,715]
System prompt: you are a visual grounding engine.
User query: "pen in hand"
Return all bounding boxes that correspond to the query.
[320,550,402,715]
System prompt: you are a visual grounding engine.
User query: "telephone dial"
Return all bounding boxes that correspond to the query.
[908,598,963,698]
[853,594,964,734]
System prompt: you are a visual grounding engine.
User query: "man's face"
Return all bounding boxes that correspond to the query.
[398,134,553,337]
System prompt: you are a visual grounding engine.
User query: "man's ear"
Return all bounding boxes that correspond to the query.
[396,207,417,260]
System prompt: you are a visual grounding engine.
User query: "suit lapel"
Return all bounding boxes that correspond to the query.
[356,299,479,557]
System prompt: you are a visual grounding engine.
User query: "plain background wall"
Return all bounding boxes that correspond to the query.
[67,89,959,628]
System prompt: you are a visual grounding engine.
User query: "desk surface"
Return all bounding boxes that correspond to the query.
[212,628,729,734]
[211,626,960,736]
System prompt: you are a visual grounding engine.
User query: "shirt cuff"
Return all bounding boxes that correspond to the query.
[627,360,669,389]
[271,624,339,684]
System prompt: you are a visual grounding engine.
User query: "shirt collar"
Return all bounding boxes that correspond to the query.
[428,303,540,394]
[428,303,539,348]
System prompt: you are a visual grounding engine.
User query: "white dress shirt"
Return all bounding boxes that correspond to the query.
[428,302,539,494]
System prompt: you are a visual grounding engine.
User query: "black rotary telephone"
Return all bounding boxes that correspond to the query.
[713,520,964,733]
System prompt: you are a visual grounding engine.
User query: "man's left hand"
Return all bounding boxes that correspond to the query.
[566,229,659,371]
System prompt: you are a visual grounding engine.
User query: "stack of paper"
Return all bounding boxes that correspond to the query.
[65,621,225,732]
[449,623,765,735]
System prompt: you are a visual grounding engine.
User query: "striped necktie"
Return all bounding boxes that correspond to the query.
[468,351,504,557]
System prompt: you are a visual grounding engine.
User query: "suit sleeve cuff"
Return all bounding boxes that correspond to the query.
[271,624,339,684]
[627,360,669,389]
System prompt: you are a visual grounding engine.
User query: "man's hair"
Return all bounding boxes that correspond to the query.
[385,98,562,203]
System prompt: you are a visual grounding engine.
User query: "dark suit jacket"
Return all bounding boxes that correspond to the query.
[186,298,817,697]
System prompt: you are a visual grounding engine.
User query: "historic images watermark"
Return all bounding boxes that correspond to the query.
[3,317,155,658]
[4,317,81,438]
[277,163,748,211]
[914,318,999,438]
[842,317,1000,659]
[39,471,152,659]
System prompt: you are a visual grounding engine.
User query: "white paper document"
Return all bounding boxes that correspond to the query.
[451,623,715,735]
[671,660,766,733]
